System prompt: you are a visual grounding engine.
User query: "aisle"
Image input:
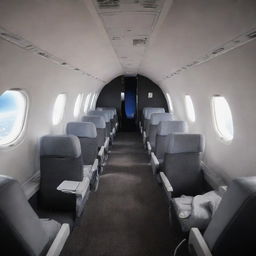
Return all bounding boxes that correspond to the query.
[61,132,181,256]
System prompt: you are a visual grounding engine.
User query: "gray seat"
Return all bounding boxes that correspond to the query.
[162,133,204,197]
[143,107,165,133]
[147,113,174,152]
[40,135,83,211]
[88,110,111,138]
[151,120,187,176]
[0,175,69,256]
[66,122,99,190]
[155,121,187,162]
[188,176,256,256]
[97,107,118,131]
[142,108,165,144]
[82,115,106,148]
[97,109,116,139]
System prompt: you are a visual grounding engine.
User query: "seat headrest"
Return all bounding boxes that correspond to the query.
[66,122,97,138]
[167,133,204,154]
[40,135,81,157]
[150,113,174,125]
[88,110,110,122]
[97,107,117,115]
[144,108,165,119]
[82,115,106,129]
[157,120,187,136]
[142,107,151,116]
[100,109,114,119]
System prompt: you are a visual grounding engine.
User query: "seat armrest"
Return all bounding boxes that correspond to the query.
[143,131,147,144]
[160,172,173,192]
[147,141,152,155]
[151,152,159,175]
[160,172,173,200]
[98,146,105,166]
[57,177,90,216]
[104,137,110,152]
[139,121,142,134]
[46,223,70,256]
[188,228,212,256]
[92,158,99,174]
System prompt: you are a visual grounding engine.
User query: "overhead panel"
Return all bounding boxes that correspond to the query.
[93,0,166,75]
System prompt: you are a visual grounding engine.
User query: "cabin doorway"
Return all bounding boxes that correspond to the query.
[120,77,138,131]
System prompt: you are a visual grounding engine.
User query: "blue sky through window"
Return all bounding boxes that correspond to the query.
[0,90,26,145]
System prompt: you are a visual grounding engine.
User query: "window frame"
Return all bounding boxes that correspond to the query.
[166,93,174,113]
[89,93,96,110]
[0,89,29,148]
[73,93,83,118]
[185,94,196,122]
[84,93,92,113]
[52,93,67,126]
[211,95,234,143]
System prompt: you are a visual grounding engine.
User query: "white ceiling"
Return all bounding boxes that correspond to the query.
[0,0,255,87]
[92,0,167,75]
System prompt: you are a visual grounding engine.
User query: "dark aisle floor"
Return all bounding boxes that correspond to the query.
[61,132,184,256]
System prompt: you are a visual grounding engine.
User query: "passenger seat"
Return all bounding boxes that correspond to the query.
[151,120,187,176]
[0,175,70,256]
[160,133,204,199]
[146,112,174,154]
[39,135,89,216]
[66,122,99,190]
[142,107,165,144]
[188,176,256,255]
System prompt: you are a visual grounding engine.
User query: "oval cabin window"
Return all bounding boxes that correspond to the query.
[52,93,67,125]
[0,90,28,146]
[212,96,234,142]
[185,95,196,122]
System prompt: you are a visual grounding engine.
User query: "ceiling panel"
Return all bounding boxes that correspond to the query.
[93,0,167,75]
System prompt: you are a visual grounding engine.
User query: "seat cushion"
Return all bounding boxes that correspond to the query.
[83,165,93,180]
[172,190,222,232]
[41,219,61,247]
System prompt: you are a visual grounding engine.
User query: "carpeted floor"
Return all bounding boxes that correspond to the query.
[61,132,186,256]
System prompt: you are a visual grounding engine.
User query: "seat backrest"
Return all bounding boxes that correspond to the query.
[203,176,256,255]
[164,133,204,196]
[155,120,187,160]
[88,110,111,137]
[66,122,98,165]
[40,135,83,210]
[147,113,174,150]
[99,109,115,130]
[0,175,53,255]
[98,107,118,125]
[143,108,165,132]
[82,115,106,147]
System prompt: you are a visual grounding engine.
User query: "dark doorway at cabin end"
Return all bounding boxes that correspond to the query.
[96,75,169,132]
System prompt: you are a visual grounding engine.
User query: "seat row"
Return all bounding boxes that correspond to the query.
[0,107,118,256]
[141,107,256,256]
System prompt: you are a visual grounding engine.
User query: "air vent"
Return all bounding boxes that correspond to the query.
[247,31,256,39]
[97,0,120,9]
[133,38,147,46]
[112,36,121,40]
[0,32,20,41]
[212,47,224,54]
[142,0,159,9]
[38,52,49,58]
